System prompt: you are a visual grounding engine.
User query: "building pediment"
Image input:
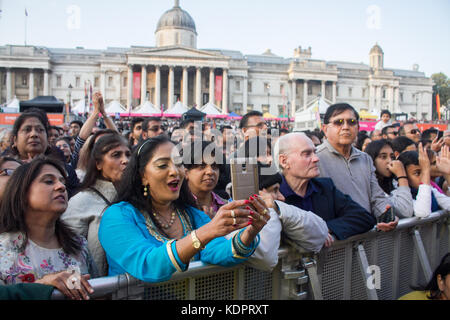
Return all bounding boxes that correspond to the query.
[129,46,228,60]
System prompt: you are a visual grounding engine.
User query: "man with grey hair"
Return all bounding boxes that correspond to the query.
[273,132,376,246]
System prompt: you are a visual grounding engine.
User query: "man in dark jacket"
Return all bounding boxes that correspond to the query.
[274,132,376,246]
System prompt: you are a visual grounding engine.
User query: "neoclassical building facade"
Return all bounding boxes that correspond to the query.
[0,1,434,120]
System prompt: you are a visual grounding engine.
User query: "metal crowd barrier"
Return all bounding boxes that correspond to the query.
[51,210,449,300]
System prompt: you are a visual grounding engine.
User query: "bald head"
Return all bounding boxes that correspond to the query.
[273,132,310,171]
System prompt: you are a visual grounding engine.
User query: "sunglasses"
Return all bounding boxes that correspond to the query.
[388,131,399,136]
[409,129,420,135]
[330,119,358,127]
[0,168,15,176]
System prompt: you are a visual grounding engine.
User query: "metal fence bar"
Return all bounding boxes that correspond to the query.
[356,243,378,300]
[412,229,433,281]
[301,257,323,300]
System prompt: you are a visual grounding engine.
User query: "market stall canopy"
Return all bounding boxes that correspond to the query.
[132,101,161,116]
[227,112,242,119]
[307,95,331,114]
[2,97,20,112]
[71,99,87,114]
[263,112,277,120]
[200,103,227,118]
[105,100,126,115]
[20,96,64,113]
[164,101,188,117]
[182,106,206,121]
[359,109,378,120]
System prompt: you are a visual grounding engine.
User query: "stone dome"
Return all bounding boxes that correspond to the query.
[156,1,197,35]
[370,43,383,55]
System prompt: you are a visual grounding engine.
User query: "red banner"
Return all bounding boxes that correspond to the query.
[133,72,141,99]
[215,75,222,102]
[0,113,64,126]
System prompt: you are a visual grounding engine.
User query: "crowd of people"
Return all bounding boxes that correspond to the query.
[0,94,449,301]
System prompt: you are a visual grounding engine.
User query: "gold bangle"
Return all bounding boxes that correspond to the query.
[166,239,183,272]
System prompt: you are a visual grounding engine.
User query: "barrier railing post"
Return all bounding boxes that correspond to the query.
[356,243,378,300]
[412,228,433,281]
[301,257,323,300]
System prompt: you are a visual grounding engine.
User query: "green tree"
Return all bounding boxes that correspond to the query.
[431,73,450,120]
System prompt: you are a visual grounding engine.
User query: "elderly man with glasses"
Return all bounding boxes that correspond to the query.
[316,103,413,231]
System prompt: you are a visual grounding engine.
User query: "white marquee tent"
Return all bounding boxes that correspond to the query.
[105,100,126,114]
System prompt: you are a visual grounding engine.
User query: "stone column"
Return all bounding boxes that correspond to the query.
[6,68,12,102]
[155,66,161,109]
[127,65,133,110]
[182,67,188,106]
[321,80,326,99]
[291,80,296,115]
[243,76,248,113]
[168,66,174,109]
[44,69,50,95]
[222,69,228,114]
[29,69,35,99]
[332,82,337,103]
[141,65,147,104]
[209,68,215,104]
[369,85,375,110]
[195,67,202,107]
[394,87,399,112]
[388,86,394,112]
[303,80,308,109]
[376,86,382,111]
[100,71,106,101]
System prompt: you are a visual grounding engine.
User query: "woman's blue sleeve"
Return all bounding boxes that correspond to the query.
[98,203,187,283]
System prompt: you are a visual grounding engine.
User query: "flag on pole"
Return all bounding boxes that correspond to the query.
[436,93,441,120]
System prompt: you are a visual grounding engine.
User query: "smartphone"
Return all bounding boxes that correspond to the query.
[377,206,395,224]
[437,130,444,140]
[230,157,259,201]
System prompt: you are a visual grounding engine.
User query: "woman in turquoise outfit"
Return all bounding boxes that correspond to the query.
[99,135,269,283]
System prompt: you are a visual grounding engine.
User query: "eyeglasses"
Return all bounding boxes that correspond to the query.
[246,122,267,129]
[408,129,420,135]
[0,168,15,176]
[387,131,399,136]
[148,126,164,132]
[330,119,358,127]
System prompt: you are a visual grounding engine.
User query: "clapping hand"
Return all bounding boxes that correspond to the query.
[436,145,450,176]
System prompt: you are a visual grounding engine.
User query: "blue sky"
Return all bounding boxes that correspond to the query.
[0,0,449,77]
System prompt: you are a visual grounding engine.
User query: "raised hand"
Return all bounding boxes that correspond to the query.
[436,145,450,175]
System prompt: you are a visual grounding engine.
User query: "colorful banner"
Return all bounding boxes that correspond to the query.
[436,94,441,120]
[133,72,141,99]
[359,121,377,131]
[416,123,447,132]
[215,75,223,102]
[0,113,64,126]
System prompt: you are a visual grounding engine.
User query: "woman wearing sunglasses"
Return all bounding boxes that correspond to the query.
[0,156,22,201]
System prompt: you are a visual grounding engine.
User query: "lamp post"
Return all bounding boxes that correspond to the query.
[66,83,73,123]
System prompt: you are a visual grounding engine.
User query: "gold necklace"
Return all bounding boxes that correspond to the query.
[152,208,176,229]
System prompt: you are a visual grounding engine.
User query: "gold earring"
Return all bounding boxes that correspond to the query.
[143,185,148,197]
